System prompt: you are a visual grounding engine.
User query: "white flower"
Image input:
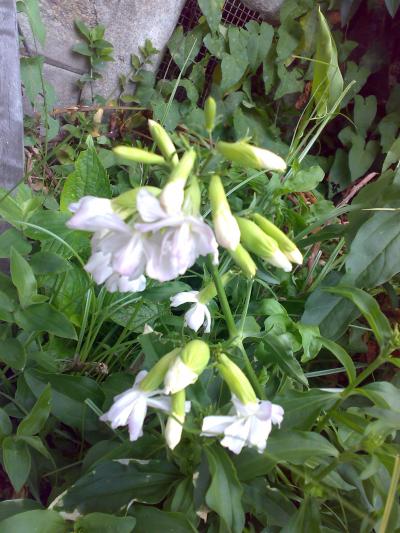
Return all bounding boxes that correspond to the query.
[201,396,284,455]
[214,210,241,251]
[100,371,170,441]
[67,196,126,233]
[135,189,219,282]
[164,356,198,395]
[170,290,211,333]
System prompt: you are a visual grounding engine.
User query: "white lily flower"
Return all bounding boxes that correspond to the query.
[100,370,170,441]
[164,356,198,395]
[67,196,127,233]
[201,396,284,455]
[135,189,219,282]
[170,290,211,333]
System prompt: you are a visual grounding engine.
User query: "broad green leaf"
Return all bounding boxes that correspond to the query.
[0,188,23,226]
[14,303,77,339]
[243,479,296,527]
[382,137,400,172]
[61,460,179,513]
[0,338,26,370]
[24,0,46,46]
[10,247,45,308]
[30,251,70,275]
[2,437,31,491]
[312,7,343,116]
[75,19,91,39]
[0,408,12,438]
[267,430,338,464]
[24,369,103,431]
[52,264,90,325]
[283,165,325,193]
[275,63,304,99]
[75,513,136,533]
[359,381,400,411]
[262,334,308,386]
[326,287,392,350]
[318,337,356,384]
[0,510,67,533]
[0,229,31,258]
[167,25,204,73]
[60,147,111,212]
[378,113,400,152]
[205,445,245,533]
[246,21,274,73]
[0,499,41,522]
[353,94,377,136]
[281,496,321,533]
[348,135,379,181]
[133,506,196,533]
[221,53,247,93]
[298,324,322,363]
[17,435,52,461]
[198,0,224,33]
[17,384,51,436]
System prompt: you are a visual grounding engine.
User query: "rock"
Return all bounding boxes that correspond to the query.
[18,0,186,107]
[240,0,284,22]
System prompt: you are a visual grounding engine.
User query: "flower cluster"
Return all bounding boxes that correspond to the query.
[100,341,284,454]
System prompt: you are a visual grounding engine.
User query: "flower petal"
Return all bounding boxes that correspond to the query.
[164,357,198,394]
[170,291,199,307]
[127,395,148,441]
[136,189,166,222]
[201,415,237,436]
[203,306,212,333]
[221,417,251,455]
[184,304,206,332]
[147,395,171,413]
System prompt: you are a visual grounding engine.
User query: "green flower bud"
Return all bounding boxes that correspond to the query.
[204,96,217,133]
[180,339,210,375]
[160,149,197,214]
[217,353,257,404]
[139,348,180,392]
[113,145,167,166]
[253,214,303,265]
[148,119,179,167]
[198,272,233,304]
[111,186,160,219]
[216,141,287,173]
[209,175,240,251]
[236,217,292,272]
[228,244,257,278]
[165,389,186,450]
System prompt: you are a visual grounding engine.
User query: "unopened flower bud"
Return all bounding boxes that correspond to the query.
[236,217,292,272]
[113,146,167,166]
[165,389,187,450]
[204,96,217,133]
[111,186,160,219]
[217,353,257,405]
[164,339,210,394]
[182,175,201,216]
[216,141,287,173]
[148,119,179,167]
[160,149,197,214]
[198,272,233,304]
[139,348,180,392]
[209,175,240,251]
[253,214,303,265]
[228,244,257,278]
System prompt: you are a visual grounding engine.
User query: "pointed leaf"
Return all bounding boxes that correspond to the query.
[2,437,31,491]
[17,384,51,436]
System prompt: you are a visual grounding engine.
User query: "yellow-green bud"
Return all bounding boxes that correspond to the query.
[198,272,233,304]
[182,175,201,216]
[236,217,292,272]
[160,149,197,214]
[148,119,179,167]
[253,214,303,265]
[113,145,167,166]
[209,175,240,250]
[228,244,257,278]
[217,353,257,404]
[204,96,217,133]
[216,141,287,173]
[111,186,160,219]
[165,389,186,450]
[139,348,180,392]
[180,339,210,375]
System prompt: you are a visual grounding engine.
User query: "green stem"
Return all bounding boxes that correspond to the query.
[379,455,400,533]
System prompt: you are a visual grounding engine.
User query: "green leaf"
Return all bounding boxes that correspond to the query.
[283,165,325,192]
[0,408,12,438]
[243,479,296,527]
[198,0,224,33]
[75,513,136,533]
[311,7,343,117]
[353,95,377,136]
[267,430,339,463]
[61,460,179,513]
[14,303,77,339]
[262,334,308,386]
[348,135,379,181]
[298,324,322,363]
[326,286,392,350]
[2,437,31,491]
[382,137,400,172]
[10,247,44,308]
[133,506,196,533]
[0,229,32,258]
[275,63,304,99]
[221,53,247,93]
[281,496,321,533]
[318,337,356,384]
[17,435,52,461]
[0,499,41,522]
[75,19,91,39]
[17,384,51,436]
[60,147,111,212]
[24,369,103,431]
[0,338,26,370]
[246,21,274,73]
[205,445,245,533]
[24,0,46,46]
[30,251,70,275]
[0,510,67,533]
[167,25,204,73]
